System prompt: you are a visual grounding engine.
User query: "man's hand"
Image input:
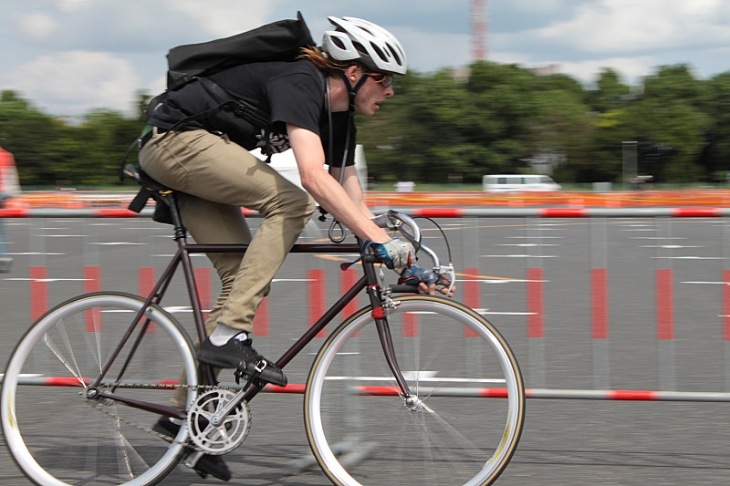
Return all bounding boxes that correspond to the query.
[399,265,456,297]
[367,238,415,271]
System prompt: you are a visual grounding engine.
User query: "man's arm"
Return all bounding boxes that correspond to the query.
[329,165,375,220]
[289,124,454,296]
[287,124,387,242]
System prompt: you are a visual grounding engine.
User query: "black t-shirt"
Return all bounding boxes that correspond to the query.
[148,59,355,166]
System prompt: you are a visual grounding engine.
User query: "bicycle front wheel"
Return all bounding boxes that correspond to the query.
[1,292,199,486]
[305,295,525,486]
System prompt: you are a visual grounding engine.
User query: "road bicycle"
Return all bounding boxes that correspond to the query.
[1,165,525,485]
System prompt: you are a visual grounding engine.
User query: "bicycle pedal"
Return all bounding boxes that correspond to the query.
[234,360,287,387]
[182,446,232,481]
[184,450,210,479]
[184,450,205,469]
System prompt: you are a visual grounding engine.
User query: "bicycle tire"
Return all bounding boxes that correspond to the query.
[1,292,199,486]
[304,295,525,486]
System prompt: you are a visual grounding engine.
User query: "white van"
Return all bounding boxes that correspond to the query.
[482,174,561,193]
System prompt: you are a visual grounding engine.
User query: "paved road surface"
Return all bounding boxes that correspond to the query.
[1,215,729,485]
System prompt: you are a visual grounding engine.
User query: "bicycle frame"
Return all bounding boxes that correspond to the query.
[91,195,414,420]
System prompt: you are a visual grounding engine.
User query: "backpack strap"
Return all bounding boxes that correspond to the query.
[197,77,270,128]
[197,76,285,160]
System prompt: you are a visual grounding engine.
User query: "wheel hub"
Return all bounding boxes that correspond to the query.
[404,394,425,412]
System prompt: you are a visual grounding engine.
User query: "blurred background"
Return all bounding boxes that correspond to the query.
[1,1,730,194]
[4,3,730,484]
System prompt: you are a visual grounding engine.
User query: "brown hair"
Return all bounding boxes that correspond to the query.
[299,46,353,74]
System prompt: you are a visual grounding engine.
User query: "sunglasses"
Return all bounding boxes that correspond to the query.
[366,72,394,88]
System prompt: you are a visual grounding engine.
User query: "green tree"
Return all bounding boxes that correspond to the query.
[703,72,730,181]
[74,109,143,185]
[0,90,145,186]
[623,99,709,182]
[4,61,730,189]
[643,64,709,112]
[588,68,632,113]
[0,91,63,186]
[529,90,596,182]
[623,66,711,182]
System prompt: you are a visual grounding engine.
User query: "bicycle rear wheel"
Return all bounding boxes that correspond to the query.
[305,295,525,486]
[1,292,199,486]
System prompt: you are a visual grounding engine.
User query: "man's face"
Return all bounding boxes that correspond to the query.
[353,71,395,116]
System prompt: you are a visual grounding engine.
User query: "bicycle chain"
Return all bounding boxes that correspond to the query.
[88,382,243,454]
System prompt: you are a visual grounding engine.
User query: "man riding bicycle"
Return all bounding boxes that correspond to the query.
[139,16,452,480]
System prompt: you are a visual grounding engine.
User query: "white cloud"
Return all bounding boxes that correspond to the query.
[56,0,91,13]
[489,48,651,86]
[533,0,730,53]
[15,12,57,41]
[550,57,653,86]
[396,27,470,72]
[488,51,535,66]
[7,51,140,114]
[486,0,730,85]
[165,0,274,37]
[2,0,730,116]
[505,0,580,15]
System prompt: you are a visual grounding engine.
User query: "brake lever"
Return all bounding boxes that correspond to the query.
[384,210,422,251]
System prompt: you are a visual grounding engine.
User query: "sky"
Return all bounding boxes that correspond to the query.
[2,0,730,118]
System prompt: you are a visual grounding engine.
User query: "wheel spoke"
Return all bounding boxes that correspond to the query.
[1,292,198,486]
[112,411,152,479]
[306,296,524,486]
[43,324,87,388]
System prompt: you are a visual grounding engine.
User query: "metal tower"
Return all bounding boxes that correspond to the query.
[471,0,487,61]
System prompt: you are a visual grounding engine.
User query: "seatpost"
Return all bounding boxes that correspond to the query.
[165,192,187,241]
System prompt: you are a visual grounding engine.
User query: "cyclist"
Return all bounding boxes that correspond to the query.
[0,144,20,273]
[139,16,452,480]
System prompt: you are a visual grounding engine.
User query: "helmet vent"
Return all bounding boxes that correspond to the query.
[332,37,347,51]
[369,43,389,63]
[323,16,407,75]
[387,46,401,65]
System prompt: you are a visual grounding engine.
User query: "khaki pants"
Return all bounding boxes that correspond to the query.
[139,129,315,336]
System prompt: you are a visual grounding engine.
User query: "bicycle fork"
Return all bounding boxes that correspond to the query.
[362,259,414,403]
[373,309,414,400]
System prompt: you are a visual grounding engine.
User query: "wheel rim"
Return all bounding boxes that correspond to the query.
[305,297,524,486]
[1,293,198,486]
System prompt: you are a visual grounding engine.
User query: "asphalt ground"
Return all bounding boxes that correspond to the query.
[1,215,730,485]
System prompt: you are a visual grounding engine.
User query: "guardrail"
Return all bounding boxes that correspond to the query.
[3,206,730,219]
[2,207,730,401]
[9,188,730,209]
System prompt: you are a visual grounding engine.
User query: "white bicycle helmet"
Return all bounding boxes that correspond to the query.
[322,16,407,75]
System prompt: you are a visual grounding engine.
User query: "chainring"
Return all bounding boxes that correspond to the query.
[187,388,251,455]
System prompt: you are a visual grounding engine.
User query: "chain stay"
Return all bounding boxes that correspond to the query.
[89,382,239,454]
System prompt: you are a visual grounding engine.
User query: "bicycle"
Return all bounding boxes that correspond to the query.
[1,164,525,486]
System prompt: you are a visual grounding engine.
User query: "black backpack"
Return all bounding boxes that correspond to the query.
[166,11,315,91]
[126,12,316,219]
[145,11,316,131]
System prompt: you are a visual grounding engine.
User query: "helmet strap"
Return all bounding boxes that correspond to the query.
[338,70,369,113]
